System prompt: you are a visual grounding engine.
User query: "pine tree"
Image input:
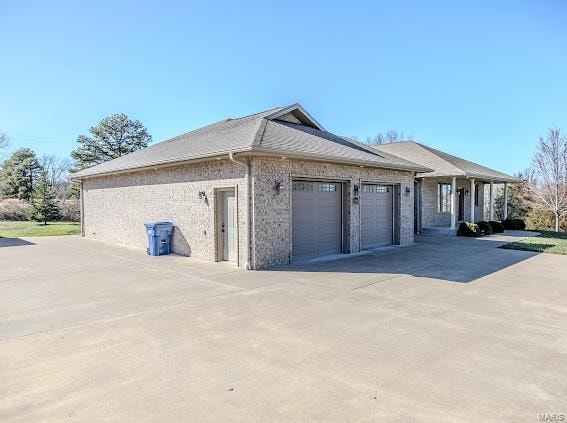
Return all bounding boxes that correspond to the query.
[28,170,60,225]
[71,113,151,170]
[0,148,42,201]
[69,113,151,198]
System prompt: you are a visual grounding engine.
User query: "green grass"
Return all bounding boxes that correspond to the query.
[0,221,80,238]
[499,231,567,255]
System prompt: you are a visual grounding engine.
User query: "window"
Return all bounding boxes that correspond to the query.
[293,182,314,191]
[361,184,390,193]
[319,183,337,192]
[474,184,479,206]
[438,183,452,212]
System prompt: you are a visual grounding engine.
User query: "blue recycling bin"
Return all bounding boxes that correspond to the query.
[145,222,173,256]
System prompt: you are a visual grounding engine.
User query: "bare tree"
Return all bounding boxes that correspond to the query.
[0,132,9,160]
[365,130,414,145]
[527,127,567,232]
[39,155,73,200]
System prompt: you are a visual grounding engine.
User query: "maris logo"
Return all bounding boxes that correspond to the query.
[539,414,565,422]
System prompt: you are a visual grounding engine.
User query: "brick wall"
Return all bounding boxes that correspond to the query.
[82,156,416,270]
[250,157,415,269]
[82,160,247,264]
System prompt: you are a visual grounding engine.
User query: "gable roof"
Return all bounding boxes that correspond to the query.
[374,141,519,182]
[71,104,430,179]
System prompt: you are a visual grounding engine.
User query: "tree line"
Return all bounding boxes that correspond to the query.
[1,116,565,232]
[0,114,151,224]
[498,127,567,232]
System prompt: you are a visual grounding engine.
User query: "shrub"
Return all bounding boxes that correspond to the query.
[489,221,505,233]
[458,221,481,237]
[514,219,526,230]
[502,218,526,230]
[59,200,80,222]
[476,221,493,235]
[502,219,515,230]
[0,200,29,221]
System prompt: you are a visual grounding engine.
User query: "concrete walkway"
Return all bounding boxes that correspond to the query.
[1,232,566,422]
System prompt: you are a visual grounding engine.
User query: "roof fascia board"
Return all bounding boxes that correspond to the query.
[70,149,253,180]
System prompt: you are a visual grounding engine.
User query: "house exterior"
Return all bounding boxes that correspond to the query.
[71,104,430,270]
[72,104,518,268]
[374,142,519,235]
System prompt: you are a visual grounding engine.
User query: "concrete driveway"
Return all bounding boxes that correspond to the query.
[1,233,566,422]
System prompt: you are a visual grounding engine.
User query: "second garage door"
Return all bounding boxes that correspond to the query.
[292,181,342,260]
[361,184,394,249]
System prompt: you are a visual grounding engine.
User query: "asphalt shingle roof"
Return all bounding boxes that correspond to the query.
[374,141,519,182]
[71,105,429,178]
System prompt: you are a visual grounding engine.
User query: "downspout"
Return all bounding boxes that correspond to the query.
[80,180,85,237]
[229,152,251,270]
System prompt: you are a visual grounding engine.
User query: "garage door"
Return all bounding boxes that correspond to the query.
[361,184,393,249]
[292,181,342,260]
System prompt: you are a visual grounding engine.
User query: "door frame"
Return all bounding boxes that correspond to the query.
[414,179,422,233]
[215,187,238,264]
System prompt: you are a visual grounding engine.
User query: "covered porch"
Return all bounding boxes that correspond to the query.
[416,176,514,235]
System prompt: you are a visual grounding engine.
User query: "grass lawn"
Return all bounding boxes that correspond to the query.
[500,231,567,255]
[0,221,80,238]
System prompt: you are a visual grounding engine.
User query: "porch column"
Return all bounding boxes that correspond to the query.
[450,176,457,229]
[489,180,494,221]
[470,179,475,223]
[503,182,508,219]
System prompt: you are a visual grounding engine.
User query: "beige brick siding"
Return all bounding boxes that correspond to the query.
[250,157,415,269]
[420,177,486,228]
[82,160,247,265]
[82,156,416,270]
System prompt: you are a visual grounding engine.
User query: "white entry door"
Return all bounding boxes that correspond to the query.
[222,190,236,262]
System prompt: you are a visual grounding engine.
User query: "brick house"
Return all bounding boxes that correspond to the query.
[374,142,519,235]
[71,104,517,268]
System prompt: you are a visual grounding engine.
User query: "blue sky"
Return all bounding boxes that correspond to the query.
[1,0,565,175]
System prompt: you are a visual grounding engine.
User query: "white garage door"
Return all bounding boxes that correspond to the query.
[292,181,342,260]
[361,184,393,249]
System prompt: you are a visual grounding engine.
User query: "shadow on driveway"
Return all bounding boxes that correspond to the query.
[273,233,539,283]
[0,238,35,248]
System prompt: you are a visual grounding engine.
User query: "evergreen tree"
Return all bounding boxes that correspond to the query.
[0,148,42,201]
[71,113,151,170]
[69,113,151,198]
[28,170,60,225]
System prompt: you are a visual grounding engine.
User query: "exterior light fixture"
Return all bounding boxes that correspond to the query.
[198,191,207,200]
[405,186,411,196]
[274,181,284,194]
[353,184,360,204]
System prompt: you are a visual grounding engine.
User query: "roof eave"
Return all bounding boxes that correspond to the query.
[71,146,432,180]
[249,146,432,172]
[69,148,254,180]
[416,171,520,183]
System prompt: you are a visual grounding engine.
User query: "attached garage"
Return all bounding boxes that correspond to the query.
[360,184,394,249]
[292,181,343,260]
[73,103,427,270]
